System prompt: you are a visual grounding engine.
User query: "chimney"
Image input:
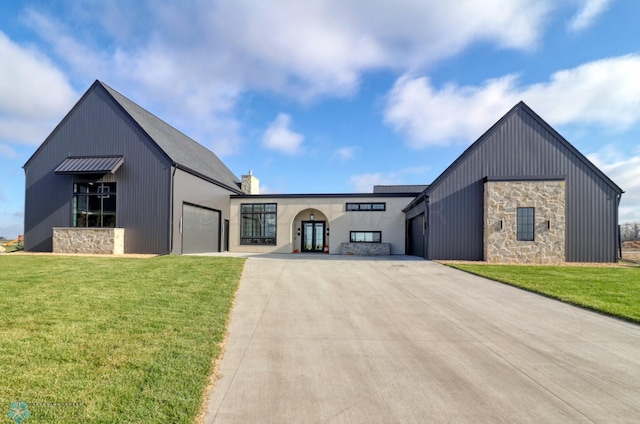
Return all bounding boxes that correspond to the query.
[241,170,260,194]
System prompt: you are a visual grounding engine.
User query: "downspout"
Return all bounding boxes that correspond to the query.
[617,193,622,261]
[424,195,429,260]
[166,164,177,255]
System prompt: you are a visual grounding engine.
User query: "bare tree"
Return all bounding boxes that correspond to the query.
[621,222,640,241]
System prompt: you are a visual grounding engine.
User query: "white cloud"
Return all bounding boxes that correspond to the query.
[0,31,77,145]
[588,146,640,223]
[23,8,245,156]
[349,166,429,192]
[262,113,305,155]
[385,74,518,147]
[22,1,560,105]
[350,173,395,193]
[334,146,357,160]
[257,183,274,195]
[385,55,640,148]
[569,0,612,32]
[0,144,19,159]
[23,9,107,79]
[9,1,609,153]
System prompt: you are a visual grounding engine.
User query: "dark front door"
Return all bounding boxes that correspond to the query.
[408,214,425,258]
[223,219,229,252]
[302,221,325,252]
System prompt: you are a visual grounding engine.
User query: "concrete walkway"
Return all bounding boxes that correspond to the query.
[204,255,640,423]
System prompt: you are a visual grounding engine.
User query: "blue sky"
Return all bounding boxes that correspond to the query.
[1,0,639,238]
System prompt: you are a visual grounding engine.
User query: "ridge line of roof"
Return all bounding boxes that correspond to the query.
[423,101,623,196]
[96,80,242,191]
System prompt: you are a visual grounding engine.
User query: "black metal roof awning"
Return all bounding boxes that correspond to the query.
[54,156,124,175]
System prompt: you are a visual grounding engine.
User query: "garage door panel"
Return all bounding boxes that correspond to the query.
[409,215,424,258]
[182,204,220,254]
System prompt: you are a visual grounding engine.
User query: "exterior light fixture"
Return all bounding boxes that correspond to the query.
[310,213,315,221]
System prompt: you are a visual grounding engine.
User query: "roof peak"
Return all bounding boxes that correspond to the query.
[96,80,242,193]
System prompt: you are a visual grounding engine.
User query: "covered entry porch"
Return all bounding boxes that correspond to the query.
[229,193,413,255]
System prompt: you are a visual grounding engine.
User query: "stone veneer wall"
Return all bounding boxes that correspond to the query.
[341,242,391,256]
[53,228,125,254]
[484,181,565,263]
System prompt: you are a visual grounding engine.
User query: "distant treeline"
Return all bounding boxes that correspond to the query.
[621,222,640,241]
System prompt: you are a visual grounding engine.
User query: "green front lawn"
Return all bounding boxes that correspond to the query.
[0,255,245,423]
[448,264,640,323]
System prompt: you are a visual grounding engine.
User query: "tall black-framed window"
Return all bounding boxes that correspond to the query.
[350,231,381,243]
[73,182,117,227]
[517,207,535,241]
[240,203,277,245]
[345,202,386,211]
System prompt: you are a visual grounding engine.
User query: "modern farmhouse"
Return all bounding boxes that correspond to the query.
[23,81,623,262]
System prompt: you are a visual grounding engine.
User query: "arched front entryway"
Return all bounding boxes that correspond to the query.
[291,208,329,253]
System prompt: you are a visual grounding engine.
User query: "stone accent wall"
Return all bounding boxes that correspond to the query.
[484,181,565,263]
[341,242,391,256]
[241,173,260,194]
[53,228,125,254]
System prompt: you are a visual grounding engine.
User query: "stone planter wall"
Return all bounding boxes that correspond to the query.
[53,228,125,254]
[341,242,391,256]
[484,180,565,263]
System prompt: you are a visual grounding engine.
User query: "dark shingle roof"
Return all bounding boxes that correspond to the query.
[99,81,241,193]
[373,185,429,194]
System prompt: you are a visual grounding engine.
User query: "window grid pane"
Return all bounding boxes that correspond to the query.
[517,207,535,241]
[345,202,386,212]
[240,203,277,245]
[73,182,116,228]
[350,231,382,243]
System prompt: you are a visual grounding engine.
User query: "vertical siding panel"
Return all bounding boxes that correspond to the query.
[413,105,621,262]
[24,85,171,253]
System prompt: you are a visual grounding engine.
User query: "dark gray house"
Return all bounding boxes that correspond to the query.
[24,82,622,262]
[23,80,242,254]
[404,101,623,263]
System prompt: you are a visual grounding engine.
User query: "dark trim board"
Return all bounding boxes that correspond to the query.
[231,193,420,199]
[483,175,566,182]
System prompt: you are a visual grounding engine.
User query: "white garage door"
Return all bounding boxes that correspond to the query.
[182,203,220,254]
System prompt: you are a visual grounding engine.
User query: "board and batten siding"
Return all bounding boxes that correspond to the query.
[414,104,621,263]
[24,84,172,253]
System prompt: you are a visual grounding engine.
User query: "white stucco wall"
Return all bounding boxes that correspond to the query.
[229,196,413,254]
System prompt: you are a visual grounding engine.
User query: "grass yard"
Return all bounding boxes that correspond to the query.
[448,263,640,323]
[0,255,245,423]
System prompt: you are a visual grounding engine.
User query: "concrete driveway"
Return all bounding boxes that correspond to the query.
[204,255,640,423]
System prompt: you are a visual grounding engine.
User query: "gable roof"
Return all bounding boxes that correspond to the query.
[25,80,241,193]
[97,81,241,192]
[424,101,623,196]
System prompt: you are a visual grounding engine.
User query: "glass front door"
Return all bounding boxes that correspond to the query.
[302,221,325,252]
